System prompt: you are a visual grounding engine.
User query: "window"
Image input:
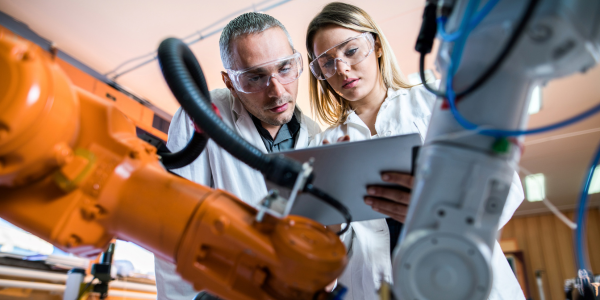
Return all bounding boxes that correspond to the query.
[528,86,542,115]
[525,173,545,202]
[588,167,600,194]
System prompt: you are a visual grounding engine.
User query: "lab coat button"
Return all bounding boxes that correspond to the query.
[385,131,392,136]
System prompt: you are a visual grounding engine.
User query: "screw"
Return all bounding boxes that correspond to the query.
[0,125,9,142]
[66,235,81,248]
[528,24,552,43]
[129,151,140,159]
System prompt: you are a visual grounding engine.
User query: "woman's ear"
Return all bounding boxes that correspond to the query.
[221,71,240,99]
[374,35,383,58]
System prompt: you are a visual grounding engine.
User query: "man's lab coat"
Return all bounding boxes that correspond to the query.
[154,88,321,300]
[311,86,526,300]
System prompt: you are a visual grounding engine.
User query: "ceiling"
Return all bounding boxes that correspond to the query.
[0,0,429,117]
[1,0,600,216]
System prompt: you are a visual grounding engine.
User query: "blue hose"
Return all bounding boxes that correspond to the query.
[575,142,600,271]
[437,0,502,42]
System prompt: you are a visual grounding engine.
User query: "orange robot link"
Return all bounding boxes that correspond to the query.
[0,27,347,299]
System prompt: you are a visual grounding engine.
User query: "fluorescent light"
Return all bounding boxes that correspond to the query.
[408,69,436,85]
[525,173,545,202]
[588,167,600,194]
[528,86,542,115]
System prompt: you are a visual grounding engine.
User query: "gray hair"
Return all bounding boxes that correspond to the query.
[219,12,294,69]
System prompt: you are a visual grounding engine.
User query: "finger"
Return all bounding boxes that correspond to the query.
[337,135,350,142]
[373,207,407,223]
[323,139,330,145]
[326,224,342,233]
[381,172,414,188]
[364,197,409,216]
[365,198,407,222]
[366,186,411,204]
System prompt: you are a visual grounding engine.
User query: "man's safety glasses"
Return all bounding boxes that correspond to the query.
[309,32,375,80]
[226,52,303,94]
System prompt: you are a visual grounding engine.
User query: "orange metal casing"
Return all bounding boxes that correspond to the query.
[0,26,347,299]
[50,35,167,141]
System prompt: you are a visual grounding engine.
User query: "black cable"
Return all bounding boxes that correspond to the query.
[157,38,302,189]
[157,38,353,233]
[420,53,445,97]
[418,0,540,98]
[159,131,209,169]
[304,183,352,236]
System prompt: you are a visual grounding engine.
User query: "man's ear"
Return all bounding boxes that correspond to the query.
[221,71,240,99]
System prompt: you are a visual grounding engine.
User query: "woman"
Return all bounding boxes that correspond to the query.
[306,3,525,300]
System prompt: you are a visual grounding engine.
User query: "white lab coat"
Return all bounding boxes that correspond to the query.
[311,86,526,300]
[154,88,322,300]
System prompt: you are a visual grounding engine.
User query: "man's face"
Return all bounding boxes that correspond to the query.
[223,27,298,126]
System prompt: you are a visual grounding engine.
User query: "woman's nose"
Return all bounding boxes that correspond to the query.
[336,58,350,75]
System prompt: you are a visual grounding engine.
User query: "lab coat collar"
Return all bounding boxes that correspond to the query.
[342,87,404,126]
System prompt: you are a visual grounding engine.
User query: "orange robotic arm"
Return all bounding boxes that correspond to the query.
[0,27,346,299]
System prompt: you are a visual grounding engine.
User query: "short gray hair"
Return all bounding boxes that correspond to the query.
[219,12,294,69]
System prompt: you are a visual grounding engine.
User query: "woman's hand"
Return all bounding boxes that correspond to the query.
[322,135,350,145]
[364,172,413,222]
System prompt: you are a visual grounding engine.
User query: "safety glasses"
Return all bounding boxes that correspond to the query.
[309,32,375,80]
[226,52,303,94]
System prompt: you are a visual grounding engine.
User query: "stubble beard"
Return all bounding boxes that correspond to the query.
[238,93,295,126]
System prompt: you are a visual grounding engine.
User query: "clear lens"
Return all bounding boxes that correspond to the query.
[227,53,303,93]
[310,33,374,80]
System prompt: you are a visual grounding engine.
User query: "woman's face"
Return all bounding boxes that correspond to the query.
[312,26,381,102]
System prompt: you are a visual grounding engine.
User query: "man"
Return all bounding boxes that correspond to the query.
[155,12,415,300]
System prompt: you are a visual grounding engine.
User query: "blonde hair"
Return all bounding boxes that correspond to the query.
[306,2,412,125]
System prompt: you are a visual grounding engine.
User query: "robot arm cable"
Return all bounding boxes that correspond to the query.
[419,0,540,100]
[575,141,600,271]
[157,38,354,228]
[159,131,209,170]
[157,38,303,189]
[304,183,352,236]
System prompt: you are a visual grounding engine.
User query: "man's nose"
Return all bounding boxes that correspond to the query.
[266,76,286,98]
[336,59,351,75]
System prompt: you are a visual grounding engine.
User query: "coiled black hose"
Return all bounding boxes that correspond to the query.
[159,131,209,170]
[157,38,302,188]
[155,36,211,170]
[157,38,352,230]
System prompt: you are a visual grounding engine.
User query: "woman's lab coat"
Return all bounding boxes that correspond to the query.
[154,88,322,300]
[311,86,526,300]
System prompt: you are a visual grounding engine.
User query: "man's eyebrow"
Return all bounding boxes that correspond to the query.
[248,67,267,73]
[277,59,293,68]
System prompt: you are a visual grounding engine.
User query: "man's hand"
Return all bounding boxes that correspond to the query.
[364,172,414,222]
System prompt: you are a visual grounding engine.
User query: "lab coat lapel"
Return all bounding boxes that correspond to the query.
[295,110,309,149]
[231,96,269,153]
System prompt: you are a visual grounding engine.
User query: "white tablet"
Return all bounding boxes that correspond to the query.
[266,133,422,225]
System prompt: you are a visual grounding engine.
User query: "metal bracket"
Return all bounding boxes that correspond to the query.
[255,160,313,222]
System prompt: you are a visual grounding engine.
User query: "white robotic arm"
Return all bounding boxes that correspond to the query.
[393,0,600,299]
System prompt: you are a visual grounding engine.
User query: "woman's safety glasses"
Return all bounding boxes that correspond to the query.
[226,52,303,94]
[309,32,375,80]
